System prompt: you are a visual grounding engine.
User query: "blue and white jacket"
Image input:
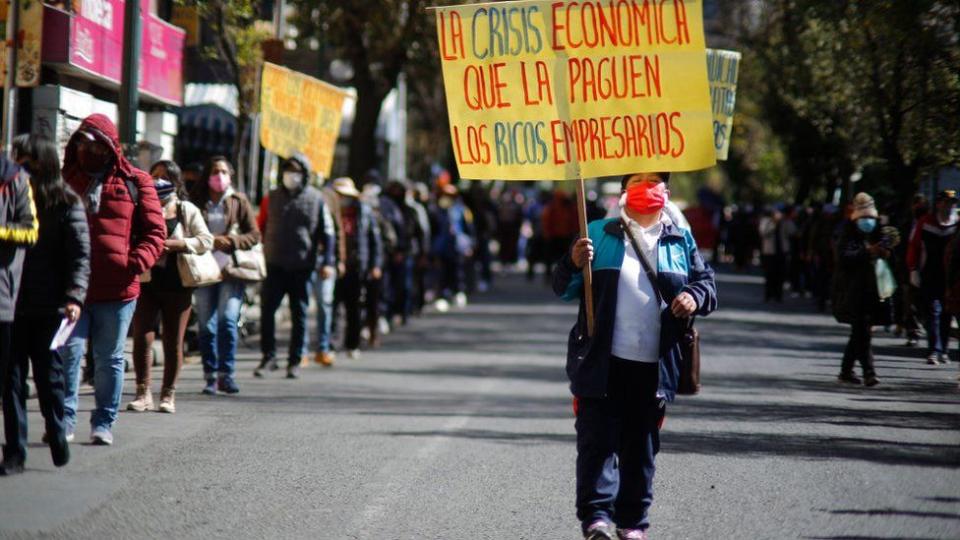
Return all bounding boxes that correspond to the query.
[553,217,718,401]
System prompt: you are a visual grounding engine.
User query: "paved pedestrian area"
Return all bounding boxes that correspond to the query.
[1,271,958,539]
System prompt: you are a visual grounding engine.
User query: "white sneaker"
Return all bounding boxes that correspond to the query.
[65,431,75,443]
[434,299,450,313]
[347,349,361,360]
[90,428,113,446]
[454,292,468,308]
[378,316,391,336]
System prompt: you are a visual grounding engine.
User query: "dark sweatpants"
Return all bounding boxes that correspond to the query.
[576,358,664,533]
[2,316,66,463]
[260,265,313,367]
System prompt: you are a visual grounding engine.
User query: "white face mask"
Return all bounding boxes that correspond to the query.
[282,171,303,191]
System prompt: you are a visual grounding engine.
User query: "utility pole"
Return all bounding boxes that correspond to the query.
[2,0,20,154]
[118,0,142,153]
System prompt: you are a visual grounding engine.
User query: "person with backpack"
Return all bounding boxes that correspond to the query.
[127,161,213,414]
[59,114,166,446]
[254,154,335,379]
[0,140,55,475]
[191,156,260,395]
[553,172,717,540]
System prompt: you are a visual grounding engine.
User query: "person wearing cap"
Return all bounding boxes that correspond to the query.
[554,172,717,540]
[59,114,166,446]
[127,160,213,414]
[331,177,382,359]
[2,135,84,476]
[907,189,959,364]
[254,154,335,379]
[832,192,895,386]
[191,156,261,395]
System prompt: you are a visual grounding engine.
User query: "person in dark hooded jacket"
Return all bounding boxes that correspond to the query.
[254,154,335,379]
[1,135,87,475]
[59,114,165,446]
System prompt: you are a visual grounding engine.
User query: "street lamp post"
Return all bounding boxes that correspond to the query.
[2,0,20,154]
[118,0,142,153]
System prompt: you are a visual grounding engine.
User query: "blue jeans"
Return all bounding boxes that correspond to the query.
[925,296,955,355]
[195,280,245,379]
[60,300,137,433]
[260,265,313,366]
[311,269,337,353]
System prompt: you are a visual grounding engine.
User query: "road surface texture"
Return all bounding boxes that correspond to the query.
[1,271,958,539]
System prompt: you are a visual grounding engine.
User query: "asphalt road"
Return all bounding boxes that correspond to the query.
[1,271,958,540]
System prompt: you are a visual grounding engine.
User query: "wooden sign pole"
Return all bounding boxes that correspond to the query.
[575,175,595,337]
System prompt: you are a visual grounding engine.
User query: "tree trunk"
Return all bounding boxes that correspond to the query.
[348,84,387,183]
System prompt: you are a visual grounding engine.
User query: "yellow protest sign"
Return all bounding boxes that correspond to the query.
[260,62,351,178]
[435,0,716,181]
[707,48,740,160]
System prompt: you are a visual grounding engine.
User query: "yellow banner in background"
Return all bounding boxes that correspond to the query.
[707,48,740,161]
[260,62,352,179]
[435,0,716,181]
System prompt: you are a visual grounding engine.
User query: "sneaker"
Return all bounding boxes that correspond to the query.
[201,378,218,395]
[617,529,648,540]
[0,458,24,476]
[253,357,278,378]
[347,349,361,360]
[90,428,113,446]
[315,352,335,367]
[434,298,450,313]
[585,520,614,540]
[65,430,75,443]
[940,353,952,364]
[286,365,300,379]
[927,353,942,365]
[126,384,154,412]
[905,337,919,347]
[217,374,240,394]
[157,388,175,414]
[864,375,880,387]
[837,372,862,385]
[454,292,468,308]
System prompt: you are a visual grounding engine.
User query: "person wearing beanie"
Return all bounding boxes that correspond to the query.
[907,190,959,364]
[128,161,213,414]
[832,192,894,387]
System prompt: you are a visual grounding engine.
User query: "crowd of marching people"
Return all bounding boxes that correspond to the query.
[710,189,960,387]
[0,113,626,476]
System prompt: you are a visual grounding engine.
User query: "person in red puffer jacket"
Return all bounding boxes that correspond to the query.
[59,114,165,446]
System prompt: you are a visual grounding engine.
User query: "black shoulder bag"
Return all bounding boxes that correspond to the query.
[621,219,701,396]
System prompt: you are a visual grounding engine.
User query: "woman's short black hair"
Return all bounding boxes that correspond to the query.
[620,172,670,191]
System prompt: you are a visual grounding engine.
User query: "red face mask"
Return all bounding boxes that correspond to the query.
[625,182,668,214]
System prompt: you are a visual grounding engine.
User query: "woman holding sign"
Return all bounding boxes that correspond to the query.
[553,172,717,540]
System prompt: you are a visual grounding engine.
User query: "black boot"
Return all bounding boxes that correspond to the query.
[49,436,70,467]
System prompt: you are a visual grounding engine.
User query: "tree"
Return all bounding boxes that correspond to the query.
[290,1,428,182]
[178,0,271,192]
[735,0,960,206]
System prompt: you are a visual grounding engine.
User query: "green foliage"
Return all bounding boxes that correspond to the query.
[177,0,271,115]
[734,0,960,205]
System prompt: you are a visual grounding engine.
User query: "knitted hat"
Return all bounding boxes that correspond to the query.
[851,192,878,220]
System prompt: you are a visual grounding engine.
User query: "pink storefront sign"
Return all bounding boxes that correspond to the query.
[42,0,185,106]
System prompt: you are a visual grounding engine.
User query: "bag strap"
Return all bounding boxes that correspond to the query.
[621,218,665,305]
[621,218,694,328]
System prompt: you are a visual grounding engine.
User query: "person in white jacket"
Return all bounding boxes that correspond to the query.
[127,160,213,414]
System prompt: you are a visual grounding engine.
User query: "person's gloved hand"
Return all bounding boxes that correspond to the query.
[910,270,921,288]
